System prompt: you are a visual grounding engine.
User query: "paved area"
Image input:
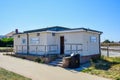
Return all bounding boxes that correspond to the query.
[0,54,110,80]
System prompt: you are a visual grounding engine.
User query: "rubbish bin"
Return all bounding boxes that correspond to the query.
[69,53,80,68]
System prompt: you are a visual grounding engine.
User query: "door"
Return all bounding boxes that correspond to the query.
[60,36,64,54]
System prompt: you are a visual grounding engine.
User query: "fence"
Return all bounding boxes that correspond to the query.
[101,46,120,57]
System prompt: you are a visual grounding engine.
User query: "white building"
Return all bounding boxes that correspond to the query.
[14,26,102,57]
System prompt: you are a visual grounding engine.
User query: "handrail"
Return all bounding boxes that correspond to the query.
[15,45,58,54]
[64,43,83,54]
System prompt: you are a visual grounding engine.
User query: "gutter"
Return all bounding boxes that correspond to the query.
[27,33,29,54]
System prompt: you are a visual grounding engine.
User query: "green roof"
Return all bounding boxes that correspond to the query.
[24,26,70,33]
[23,26,102,34]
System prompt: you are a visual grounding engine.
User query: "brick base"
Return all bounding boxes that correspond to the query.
[80,54,100,64]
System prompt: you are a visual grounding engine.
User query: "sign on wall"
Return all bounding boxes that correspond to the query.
[22,38,26,44]
[30,38,39,44]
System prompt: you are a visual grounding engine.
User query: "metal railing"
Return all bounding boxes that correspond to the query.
[15,45,58,55]
[64,43,83,54]
[15,45,27,54]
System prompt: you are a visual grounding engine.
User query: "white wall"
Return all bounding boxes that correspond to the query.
[44,32,84,55]
[57,32,84,55]
[29,32,47,45]
[46,32,59,54]
[14,32,48,55]
[14,34,27,54]
[56,31,100,56]
[28,32,47,55]
[14,31,100,56]
[82,32,100,56]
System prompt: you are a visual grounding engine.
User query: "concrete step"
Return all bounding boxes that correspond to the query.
[55,59,62,61]
[57,64,62,67]
[49,62,58,66]
[49,58,63,66]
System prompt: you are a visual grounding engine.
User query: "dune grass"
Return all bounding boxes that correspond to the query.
[82,56,120,80]
[0,67,31,80]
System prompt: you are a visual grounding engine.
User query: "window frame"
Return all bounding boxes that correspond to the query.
[90,36,97,43]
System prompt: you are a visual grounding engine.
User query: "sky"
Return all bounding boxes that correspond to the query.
[0,0,120,42]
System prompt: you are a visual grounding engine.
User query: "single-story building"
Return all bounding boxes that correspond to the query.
[14,26,102,58]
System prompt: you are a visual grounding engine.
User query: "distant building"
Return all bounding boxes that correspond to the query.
[5,31,15,38]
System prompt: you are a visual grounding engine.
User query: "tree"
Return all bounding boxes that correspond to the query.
[103,39,111,43]
[0,38,13,47]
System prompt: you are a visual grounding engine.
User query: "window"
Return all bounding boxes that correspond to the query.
[90,36,97,43]
[22,38,26,44]
[30,38,39,44]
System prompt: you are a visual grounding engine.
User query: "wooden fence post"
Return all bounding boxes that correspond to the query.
[107,44,109,57]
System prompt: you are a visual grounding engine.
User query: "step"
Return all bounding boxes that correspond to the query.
[49,58,63,66]
[55,58,62,61]
[51,60,62,63]
[49,62,58,66]
[58,61,63,64]
[57,63,63,67]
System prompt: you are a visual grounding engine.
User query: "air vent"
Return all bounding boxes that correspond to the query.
[37,33,40,36]
[52,33,55,36]
[18,35,20,38]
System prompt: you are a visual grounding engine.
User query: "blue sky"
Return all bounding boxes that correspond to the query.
[0,0,120,42]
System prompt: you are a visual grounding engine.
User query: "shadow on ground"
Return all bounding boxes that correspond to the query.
[65,62,91,73]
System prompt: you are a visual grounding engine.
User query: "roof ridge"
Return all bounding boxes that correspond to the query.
[24,26,70,33]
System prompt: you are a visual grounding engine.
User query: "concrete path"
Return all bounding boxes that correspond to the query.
[0,54,110,80]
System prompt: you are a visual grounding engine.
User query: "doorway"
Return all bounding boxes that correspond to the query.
[60,36,64,54]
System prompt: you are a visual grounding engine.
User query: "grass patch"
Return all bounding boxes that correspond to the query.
[82,56,120,80]
[0,47,13,52]
[35,57,43,63]
[0,67,31,80]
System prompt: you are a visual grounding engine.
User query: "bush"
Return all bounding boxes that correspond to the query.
[21,56,26,59]
[116,77,120,80]
[35,58,42,63]
[0,38,13,47]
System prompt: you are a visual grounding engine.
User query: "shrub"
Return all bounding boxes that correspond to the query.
[35,58,41,63]
[116,77,120,80]
[0,38,13,47]
[21,56,26,59]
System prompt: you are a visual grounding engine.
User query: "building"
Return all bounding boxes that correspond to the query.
[14,26,102,58]
[5,31,15,38]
